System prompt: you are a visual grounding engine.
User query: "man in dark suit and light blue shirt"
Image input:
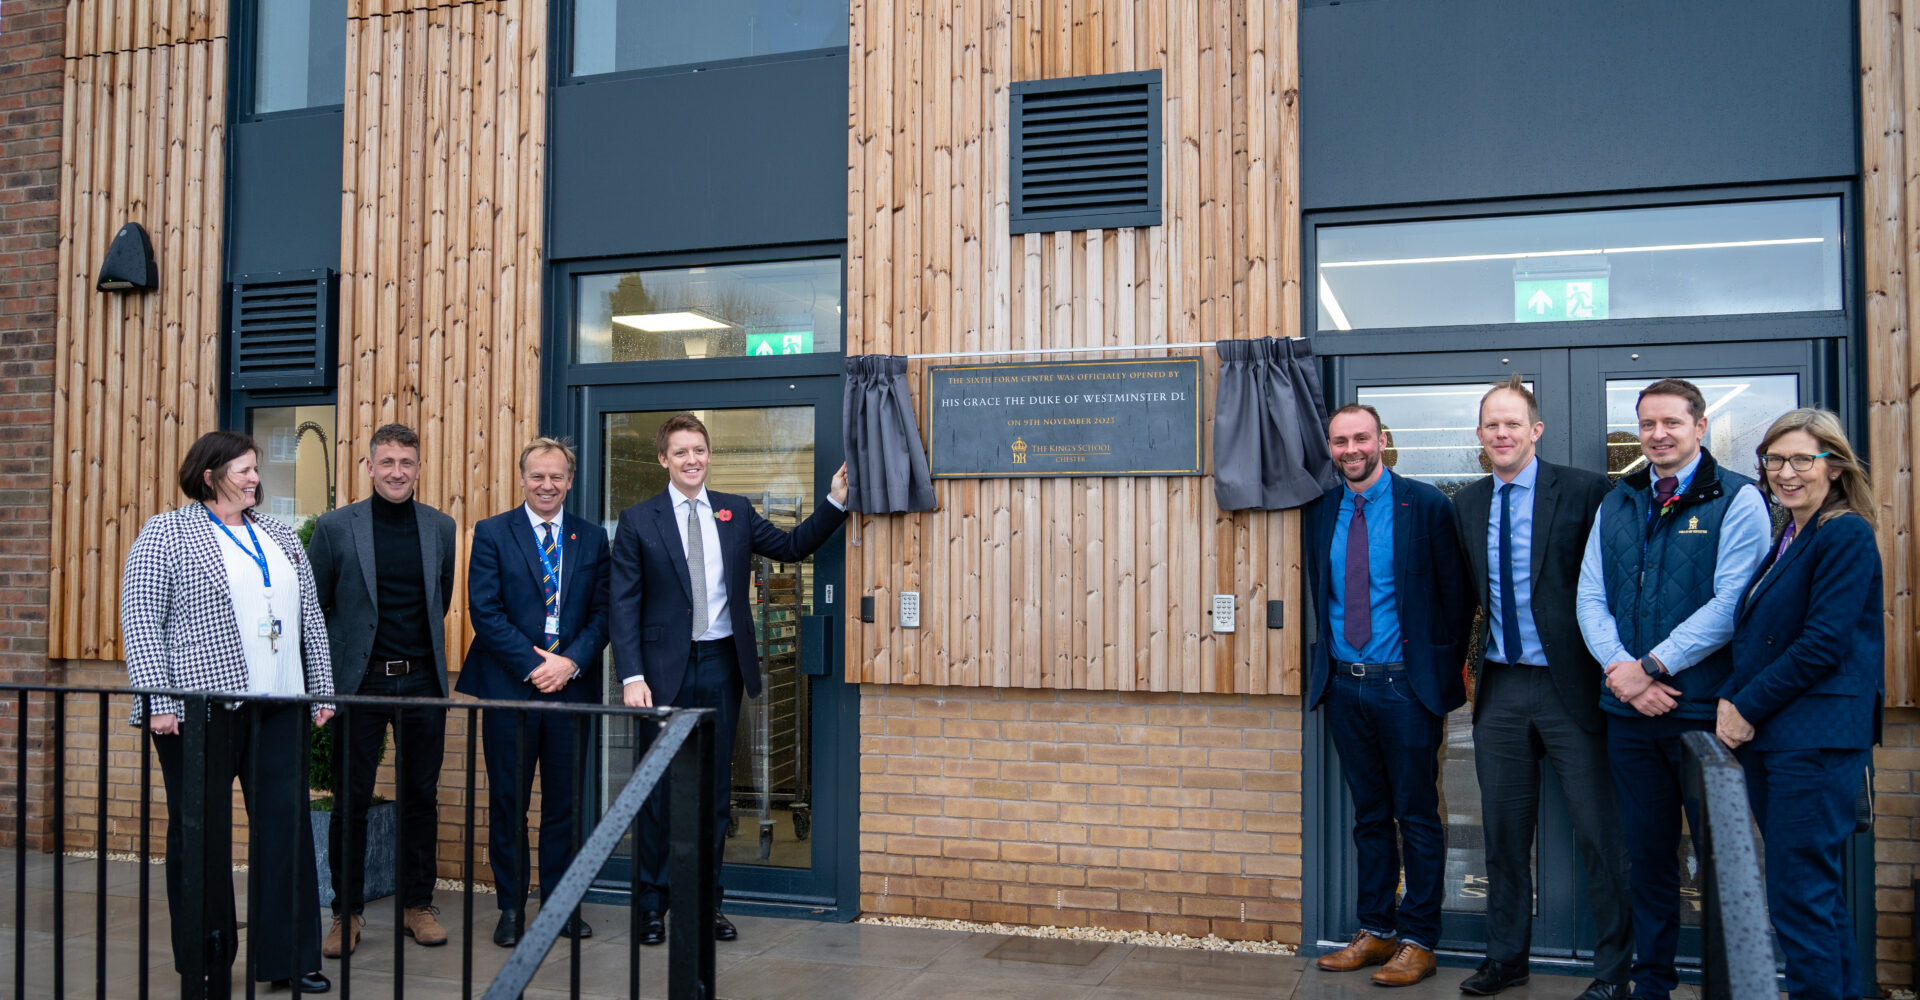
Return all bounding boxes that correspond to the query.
[1450,377,1630,1000]
[1307,403,1473,987]
[1575,377,1769,1000]
[609,412,849,946]
[459,438,612,947]
[306,423,458,959]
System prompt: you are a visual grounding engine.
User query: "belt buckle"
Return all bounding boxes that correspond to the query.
[383,659,408,676]
[1345,661,1366,678]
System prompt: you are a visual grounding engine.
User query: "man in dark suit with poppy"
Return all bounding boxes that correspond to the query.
[609,412,848,945]
[1305,403,1473,987]
[459,437,612,947]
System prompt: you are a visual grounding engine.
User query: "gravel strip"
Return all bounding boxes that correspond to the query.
[857,914,1297,955]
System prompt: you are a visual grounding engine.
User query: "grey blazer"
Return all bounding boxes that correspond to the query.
[306,496,457,697]
[119,502,335,725]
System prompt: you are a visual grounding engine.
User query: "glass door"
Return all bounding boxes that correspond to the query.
[576,375,854,913]
[1318,340,1836,967]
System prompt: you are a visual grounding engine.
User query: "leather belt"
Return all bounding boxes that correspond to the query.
[373,658,426,676]
[1337,661,1405,679]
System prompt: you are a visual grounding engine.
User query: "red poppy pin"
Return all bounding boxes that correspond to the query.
[569,533,577,541]
[715,509,733,522]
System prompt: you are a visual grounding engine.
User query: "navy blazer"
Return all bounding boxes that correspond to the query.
[1306,470,1475,717]
[457,507,612,703]
[608,489,846,705]
[1723,512,1883,752]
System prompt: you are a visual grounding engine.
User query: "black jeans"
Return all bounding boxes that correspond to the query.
[151,700,322,983]
[636,640,743,913]
[328,665,446,913]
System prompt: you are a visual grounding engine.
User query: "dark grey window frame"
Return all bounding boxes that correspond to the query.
[1010,69,1163,235]
[553,0,852,86]
[233,0,348,123]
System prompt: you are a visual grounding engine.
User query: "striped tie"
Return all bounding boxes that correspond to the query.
[540,521,560,651]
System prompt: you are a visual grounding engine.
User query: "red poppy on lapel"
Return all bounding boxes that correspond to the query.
[570,533,577,541]
[716,509,733,522]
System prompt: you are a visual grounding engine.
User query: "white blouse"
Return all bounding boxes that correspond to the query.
[214,519,306,697]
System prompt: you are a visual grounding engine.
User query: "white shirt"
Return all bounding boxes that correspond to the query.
[215,519,304,697]
[674,488,732,642]
[524,504,565,606]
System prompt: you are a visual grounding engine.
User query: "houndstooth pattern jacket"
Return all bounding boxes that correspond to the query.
[119,501,335,726]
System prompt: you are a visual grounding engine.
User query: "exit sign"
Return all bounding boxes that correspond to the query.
[746,331,813,356]
[1515,278,1608,323]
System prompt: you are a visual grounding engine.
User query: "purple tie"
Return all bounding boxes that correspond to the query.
[1774,520,1797,561]
[1653,475,1679,506]
[1344,494,1372,652]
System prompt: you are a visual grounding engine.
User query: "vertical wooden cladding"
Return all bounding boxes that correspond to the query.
[845,0,1303,694]
[50,8,229,659]
[1862,0,1920,706]
[336,0,546,653]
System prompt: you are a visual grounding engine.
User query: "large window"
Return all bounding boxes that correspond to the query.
[252,0,347,115]
[247,404,337,530]
[574,258,843,365]
[571,0,848,77]
[1315,197,1843,332]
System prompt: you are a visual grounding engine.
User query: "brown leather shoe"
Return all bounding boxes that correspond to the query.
[1317,930,1401,972]
[403,905,449,947]
[322,913,363,958]
[1371,941,1437,987]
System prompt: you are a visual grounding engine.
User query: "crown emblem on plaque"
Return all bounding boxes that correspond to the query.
[1011,436,1027,464]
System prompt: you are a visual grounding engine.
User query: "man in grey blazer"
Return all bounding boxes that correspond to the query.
[307,423,458,958]
[1450,378,1630,1000]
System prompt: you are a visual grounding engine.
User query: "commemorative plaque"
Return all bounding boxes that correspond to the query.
[927,358,1202,478]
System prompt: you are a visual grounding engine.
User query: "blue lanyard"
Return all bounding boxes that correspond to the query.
[209,510,272,591]
[536,517,563,589]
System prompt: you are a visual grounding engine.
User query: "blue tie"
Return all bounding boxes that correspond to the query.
[1499,482,1523,666]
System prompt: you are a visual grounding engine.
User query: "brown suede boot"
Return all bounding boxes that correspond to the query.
[1371,941,1437,987]
[322,913,363,958]
[1316,930,1400,972]
[403,906,449,946]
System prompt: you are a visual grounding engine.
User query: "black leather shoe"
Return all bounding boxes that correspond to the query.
[713,914,738,941]
[269,971,331,993]
[1573,980,1629,1000]
[558,915,594,939]
[639,909,666,946]
[492,907,523,948]
[1459,959,1529,995]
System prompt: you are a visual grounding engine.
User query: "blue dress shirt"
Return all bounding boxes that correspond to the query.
[1575,451,1770,675]
[1330,470,1402,664]
[1486,457,1545,665]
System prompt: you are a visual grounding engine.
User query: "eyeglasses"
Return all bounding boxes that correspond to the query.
[1757,452,1832,472]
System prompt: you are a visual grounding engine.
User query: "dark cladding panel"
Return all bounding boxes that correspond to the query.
[550,54,847,260]
[1301,0,1857,210]
[227,113,345,276]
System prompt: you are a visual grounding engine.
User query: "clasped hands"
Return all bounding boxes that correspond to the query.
[1605,658,1680,717]
[527,647,577,694]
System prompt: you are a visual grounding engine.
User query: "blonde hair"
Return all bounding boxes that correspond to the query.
[518,436,577,475]
[1756,407,1875,533]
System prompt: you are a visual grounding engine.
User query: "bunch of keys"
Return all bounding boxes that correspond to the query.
[258,615,283,654]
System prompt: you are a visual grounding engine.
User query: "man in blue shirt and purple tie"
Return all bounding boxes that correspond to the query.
[1306,403,1474,987]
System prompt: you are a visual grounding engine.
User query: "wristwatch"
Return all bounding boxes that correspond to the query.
[1639,655,1669,680]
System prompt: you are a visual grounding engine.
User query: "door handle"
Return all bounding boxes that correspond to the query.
[800,614,836,676]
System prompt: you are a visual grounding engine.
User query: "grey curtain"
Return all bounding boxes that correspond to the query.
[1213,337,1337,511]
[843,355,937,513]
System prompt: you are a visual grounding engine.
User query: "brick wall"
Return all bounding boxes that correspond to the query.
[858,685,1305,942]
[0,0,67,850]
[1875,709,1920,988]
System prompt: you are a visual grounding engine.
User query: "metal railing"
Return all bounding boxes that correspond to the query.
[1681,730,1775,1000]
[0,683,715,1000]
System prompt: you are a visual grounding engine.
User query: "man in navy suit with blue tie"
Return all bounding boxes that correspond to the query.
[1306,403,1474,987]
[609,412,848,946]
[459,437,612,947]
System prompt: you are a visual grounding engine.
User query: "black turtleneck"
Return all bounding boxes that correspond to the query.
[369,493,432,661]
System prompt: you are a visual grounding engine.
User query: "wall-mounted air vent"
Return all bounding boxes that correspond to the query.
[1010,70,1162,235]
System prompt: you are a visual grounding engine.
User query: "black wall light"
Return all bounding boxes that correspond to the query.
[96,222,157,292]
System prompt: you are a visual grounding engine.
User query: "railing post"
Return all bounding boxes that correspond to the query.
[668,709,716,1000]
[179,694,233,1000]
[1681,730,1775,1000]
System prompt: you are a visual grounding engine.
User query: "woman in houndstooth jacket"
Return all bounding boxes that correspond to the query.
[120,430,337,994]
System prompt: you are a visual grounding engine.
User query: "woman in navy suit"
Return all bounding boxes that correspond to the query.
[1718,408,1881,1000]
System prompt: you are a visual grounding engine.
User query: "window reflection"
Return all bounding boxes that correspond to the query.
[1603,376,1799,484]
[573,0,848,77]
[1317,198,1842,332]
[576,259,843,365]
[254,0,347,115]
[247,405,336,529]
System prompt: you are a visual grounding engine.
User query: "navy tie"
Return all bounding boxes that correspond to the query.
[1498,483,1523,666]
[1343,494,1371,653]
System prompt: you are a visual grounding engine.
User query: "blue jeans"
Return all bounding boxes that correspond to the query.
[1740,746,1868,1000]
[1326,669,1446,949]
[1606,712,1711,1000]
